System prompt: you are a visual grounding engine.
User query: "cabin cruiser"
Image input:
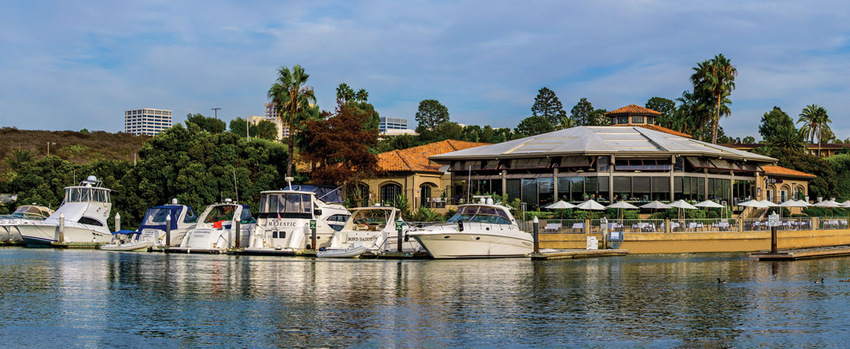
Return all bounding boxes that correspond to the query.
[18,176,113,247]
[318,206,423,258]
[170,199,255,253]
[101,200,198,252]
[0,204,53,243]
[243,185,350,255]
[408,198,533,259]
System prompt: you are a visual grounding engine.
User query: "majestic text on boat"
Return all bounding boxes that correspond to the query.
[170,199,255,253]
[0,204,53,243]
[408,200,533,259]
[243,185,350,255]
[101,200,198,251]
[17,176,113,247]
[318,206,422,258]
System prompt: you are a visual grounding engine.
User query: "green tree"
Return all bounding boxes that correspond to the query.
[268,64,316,178]
[531,87,567,125]
[797,104,833,156]
[742,136,756,143]
[570,98,595,126]
[6,149,34,170]
[461,125,483,142]
[514,115,554,137]
[646,97,676,126]
[589,108,610,126]
[690,54,737,143]
[759,107,795,144]
[302,103,379,187]
[186,113,226,134]
[414,99,449,130]
[255,120,278,141]
[768,124,805,157]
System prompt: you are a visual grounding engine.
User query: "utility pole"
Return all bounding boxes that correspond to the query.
[212,107,221,133]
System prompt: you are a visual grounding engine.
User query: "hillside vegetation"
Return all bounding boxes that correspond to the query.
[0,127,148,171]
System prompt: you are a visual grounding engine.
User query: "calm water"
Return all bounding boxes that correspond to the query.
[2,248,850,348]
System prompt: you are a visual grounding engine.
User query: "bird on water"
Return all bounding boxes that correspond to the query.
[815,278,824,284]
[717,278,727,284]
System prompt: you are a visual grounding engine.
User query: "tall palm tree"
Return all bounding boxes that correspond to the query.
[267,64,316,178]
[690,54,737,144]
[797,104,832,156]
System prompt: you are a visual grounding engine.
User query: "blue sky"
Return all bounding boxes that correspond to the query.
[2,0,850,140]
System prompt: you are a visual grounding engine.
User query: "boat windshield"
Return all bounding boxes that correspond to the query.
[204,205,237,223]
[64,187,110,203]
[259,193,313,218]
[143,208,177,225]
[11,206,49,219]
[447,205,512,224]
[348,209,392,231]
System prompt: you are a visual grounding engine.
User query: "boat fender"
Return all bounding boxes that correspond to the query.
[458,221,464,232]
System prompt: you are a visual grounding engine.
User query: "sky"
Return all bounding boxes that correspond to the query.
[2,0,850,141]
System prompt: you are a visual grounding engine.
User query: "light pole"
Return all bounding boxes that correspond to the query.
[47,142,55,157]
[246,117,250,141]
[212,107,221,133]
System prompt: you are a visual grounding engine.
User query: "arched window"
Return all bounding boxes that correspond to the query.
[420,184,434,208]
[380,183,402,205]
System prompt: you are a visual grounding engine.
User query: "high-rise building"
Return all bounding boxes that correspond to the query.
[124,108,173,136]
[379,117,408,132]
[264,102,290,138]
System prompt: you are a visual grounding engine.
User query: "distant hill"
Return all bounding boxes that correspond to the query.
[0,127,150,171]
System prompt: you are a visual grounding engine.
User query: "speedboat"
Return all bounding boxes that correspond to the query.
[0,204,53,244]
[101,200,198,252]
[243,185,350,255]
[170,199,255,254]
[408,198,533,259]
[318,206,422,258]
[18,176,113,247]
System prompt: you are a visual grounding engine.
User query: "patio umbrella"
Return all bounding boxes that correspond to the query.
[695,200,725,219]
[545,200,576,210]
[758,200,779,207]
[778,199,808,218]
[737,199,768,208]
[640,200,672,218]
[839,200,850,208]
[607,201,639,220]
[814,199,841,217]
[575,199,606,211]
[669,200,697,220]
[795,199,811,207]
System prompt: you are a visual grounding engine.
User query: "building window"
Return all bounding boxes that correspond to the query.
[632,115,644,124]
[618,116,629,124]
[380,183,402,205]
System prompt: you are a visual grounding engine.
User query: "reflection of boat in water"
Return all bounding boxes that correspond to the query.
[409,198,533,259]
[101,200,198,252]
[243,185,350,255]
[18,176,113,247]
[170,199,255,254]
[0,204,53,244]
[318,206,423,258]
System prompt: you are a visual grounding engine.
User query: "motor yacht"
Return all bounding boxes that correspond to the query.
[18,176,113,247]
[101,200,198,251]
[170,199,255,253]
[0,204,53,243]
[242,185,350,255]
[408,198,533,259]
[318,206,423,258]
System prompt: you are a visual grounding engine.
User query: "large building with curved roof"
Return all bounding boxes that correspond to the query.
[430,124,783,210]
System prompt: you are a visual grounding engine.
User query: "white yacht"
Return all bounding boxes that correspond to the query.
[408,198,533,259]
[318,206,423,258]
[243,185,350,255]
[101,200,198,252]
[0,204,53,243]
[170,199,255,253]
[18,176,113,247]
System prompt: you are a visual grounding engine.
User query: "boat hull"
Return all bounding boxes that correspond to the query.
[412,232,533,259]
[101,241,153,252]
[316,246,369,258]
[18,224,111,247]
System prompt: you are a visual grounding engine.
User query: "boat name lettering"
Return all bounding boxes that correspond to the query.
[269,221,297,227]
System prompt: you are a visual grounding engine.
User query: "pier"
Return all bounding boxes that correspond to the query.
[749,245,850,261]
[529,249,629,260]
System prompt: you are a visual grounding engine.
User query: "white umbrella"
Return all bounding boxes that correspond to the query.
[575,199,606,211]
[669,200,697,221]
[778,200,806,207]
[607,201,639,220]
[694,200,724,208]
[545,200,576,210]
[814,200,840,208]
[737,199,768,208]
[640,201,671,210]
[758,200,779,207]
[795,199,811,207]
[839,200,850,208]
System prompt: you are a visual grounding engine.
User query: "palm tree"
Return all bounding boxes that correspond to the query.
[797,104,832,156]
[690,54,737,144]
[267,64,316,178]
[6,149,33,170]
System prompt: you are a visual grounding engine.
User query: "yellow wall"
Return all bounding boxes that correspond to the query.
[540,229,850,254]
[358,172,453,213]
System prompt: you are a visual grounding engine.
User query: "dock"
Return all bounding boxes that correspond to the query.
[529,249,629,260]
[749,245,850,261]
[50,242,107,249]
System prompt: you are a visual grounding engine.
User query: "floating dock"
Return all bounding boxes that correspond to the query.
[749,245,850,261]
[50,242,107,249]
[529,249,629,260]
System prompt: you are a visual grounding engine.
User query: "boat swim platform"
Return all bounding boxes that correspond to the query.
[749,245,850,261]
[530,249,629,260]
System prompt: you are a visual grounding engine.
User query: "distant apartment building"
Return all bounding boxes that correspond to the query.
[124,108,172,136]
[264,102,290,139]
[379,117,408,133]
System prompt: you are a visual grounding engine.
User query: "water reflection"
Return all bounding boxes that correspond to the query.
[2,249,850,347]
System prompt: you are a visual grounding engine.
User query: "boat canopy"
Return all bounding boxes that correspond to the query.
[140,205,196,230]
[283,185,344,204]
[11,205,52,219]
[203,204,254,224]
[447,205,512,224]
[259,192,314,219]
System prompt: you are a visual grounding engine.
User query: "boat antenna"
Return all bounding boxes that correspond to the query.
[233,167,239,202]
[466,165,472,204]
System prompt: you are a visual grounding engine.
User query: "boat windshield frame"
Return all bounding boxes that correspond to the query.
[64,186,111,204]
[258,192,314,219]
[447,205,512,225]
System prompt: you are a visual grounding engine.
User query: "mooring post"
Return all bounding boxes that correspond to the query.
[771,226,778,254]
[58,213,65,243]
[532,216,540,254]
[234,220,241,249]
[396,219,403,252]
[601,217,608,250]
[115,213,121,232]
[310,221,317,251]
[165,214,172,247]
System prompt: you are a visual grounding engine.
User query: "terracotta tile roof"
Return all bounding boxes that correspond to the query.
[378,139,489,172]
[762,165,817,179]
[635,124,692,138]
[605,104,662,116]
